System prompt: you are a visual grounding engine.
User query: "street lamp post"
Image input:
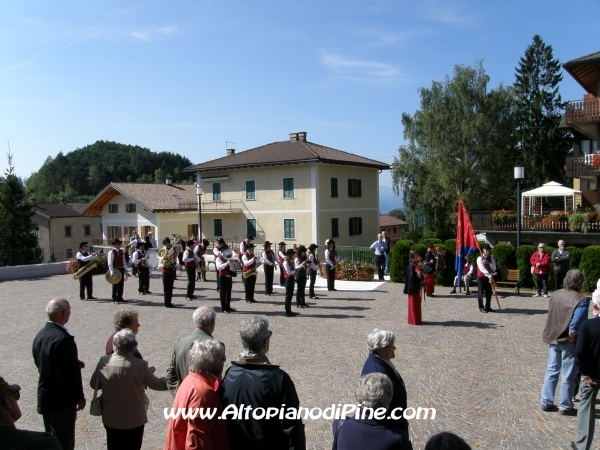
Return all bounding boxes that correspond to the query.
[514,166,525,248]
[196,184,203,239]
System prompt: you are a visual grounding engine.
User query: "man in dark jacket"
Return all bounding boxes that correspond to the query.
[32,299,85,450]
[540,270,588,415]
[551,240,571,291]
[572,296,600,449]
[221,316,305,450]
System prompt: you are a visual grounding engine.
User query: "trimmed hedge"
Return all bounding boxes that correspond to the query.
[491,243,515,270]
[516,245,536,288]
[544,246,556,292]
[567,246,581,269]
[410,244,427,258]
[580,246,600,293]
[435,244,455,286]
[444,239,456,252]
[390,239,413,283]
[418,238,442,246]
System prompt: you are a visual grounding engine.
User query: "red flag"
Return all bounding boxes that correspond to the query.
[455,200,479,284]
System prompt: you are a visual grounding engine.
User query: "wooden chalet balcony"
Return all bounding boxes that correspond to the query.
[177,200,244,213]
[471,211,600,233]
[565,98,600,124]
[565,155,600,178]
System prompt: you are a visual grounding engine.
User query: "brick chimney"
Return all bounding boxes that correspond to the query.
[289,132,299,142]
[289,132,307,142]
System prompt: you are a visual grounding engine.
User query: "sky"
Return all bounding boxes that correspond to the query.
[0,0,598,211]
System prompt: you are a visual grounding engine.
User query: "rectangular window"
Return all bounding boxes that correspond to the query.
[108,226,121,240]
[247,219,257,237]
[331,178,338,197]
[349,217,363,236]
[284,219,295,239]
[246,180,256,200]
[126,203,136,213]
[141,226,154,238]
[213,183,221,201]
[66,249,73,259]
[348,179,362,197]
[393,227,397,234]
[65,226,72,237]
[214,219,223,237]
[83,225,91,236]
[283,178,294,198]
[331,218,339,238]
[108,204,118,213]
[34,226,40,238]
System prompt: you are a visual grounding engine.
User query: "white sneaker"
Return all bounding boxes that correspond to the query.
[544,294,549,298]
[534,294,540,297]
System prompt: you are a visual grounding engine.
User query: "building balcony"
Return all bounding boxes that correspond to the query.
[565,155,600,178]
[176,200,244,213]
[565,98,600,125]
[471,211,600,233]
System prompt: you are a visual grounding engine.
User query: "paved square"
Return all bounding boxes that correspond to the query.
[0,272,593,449]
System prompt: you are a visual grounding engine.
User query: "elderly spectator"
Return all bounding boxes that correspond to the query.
[370,234,388,281]
[530,243,550,297]
[221,316,305,449]
[424,432,471,450]
[91,329,167,450]
[164,340,229,450]
[106,309,143,359]
[332,373,412,450]
[0,376,61,448]
[572,286,600,449]
[166,306,217,395]
[32,298,85,450]
[361,329,408,435]
[551,240,571,291]
[541,269,589,415]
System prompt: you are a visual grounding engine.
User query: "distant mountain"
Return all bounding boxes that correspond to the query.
[379,185,402,214]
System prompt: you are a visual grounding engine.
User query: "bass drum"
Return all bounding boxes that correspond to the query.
[145,249,159,269]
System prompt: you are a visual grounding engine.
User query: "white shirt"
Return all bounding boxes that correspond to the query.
[476,255,497,279]
[242,252,261,267]
[157,246,176,270]
[131,249,145,265]
[216,256,230,271]
[294,257,308,273]
[107,249,126,275]
[325,249,336,267]
[308,253,319,271]
[76,251,93,262]
[262,250,277,266]
[182,248,200,264]
[283,260,295,276]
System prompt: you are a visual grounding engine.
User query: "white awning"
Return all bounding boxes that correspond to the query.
[521,181,581,215]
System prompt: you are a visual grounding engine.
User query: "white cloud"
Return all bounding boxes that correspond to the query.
[319,53,400,84]
[6,59,34,71]
[419,1,476,27]
[132,25,178,41]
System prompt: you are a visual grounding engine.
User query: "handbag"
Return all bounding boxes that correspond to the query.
[89,373,102,416]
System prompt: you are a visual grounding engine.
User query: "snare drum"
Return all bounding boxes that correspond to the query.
[145,249,159,269]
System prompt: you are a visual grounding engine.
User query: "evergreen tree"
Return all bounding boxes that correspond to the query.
[387,208,407,221]
[0,151,39,265]
[514,35,571,188]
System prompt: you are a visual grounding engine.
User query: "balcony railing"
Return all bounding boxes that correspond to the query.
[177,200,244,213]
[565,156,600,178]
[471,211,600,233]
[565,99,600,124]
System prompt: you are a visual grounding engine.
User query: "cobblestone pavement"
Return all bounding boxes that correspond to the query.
[0,272,595,449]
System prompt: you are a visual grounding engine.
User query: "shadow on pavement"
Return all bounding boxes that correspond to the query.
[496,308,547,315]
[423,320,499,329]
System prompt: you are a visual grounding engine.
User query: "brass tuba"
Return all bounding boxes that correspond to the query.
[72,255,103,280]
[159,245,180,270]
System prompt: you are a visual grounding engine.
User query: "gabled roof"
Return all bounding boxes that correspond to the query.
[379,215,408,227]
[35,203,96,219]
[185,135,390,172]
[522,181,581,197]
[82,183,197,216]
[563,50,600,96]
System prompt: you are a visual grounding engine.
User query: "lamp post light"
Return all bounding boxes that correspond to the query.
[514,166,525,248]
[196,184,203,239]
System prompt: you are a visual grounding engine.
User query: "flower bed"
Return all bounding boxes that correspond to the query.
[323,260,376,281]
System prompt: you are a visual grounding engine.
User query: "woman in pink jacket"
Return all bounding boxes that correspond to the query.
[530,243,551,297]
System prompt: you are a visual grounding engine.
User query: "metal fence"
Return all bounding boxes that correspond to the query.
[0,247,76,267]
[336,246,374,264]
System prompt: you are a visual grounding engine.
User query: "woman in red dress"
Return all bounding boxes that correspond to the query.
[404,250,423,325]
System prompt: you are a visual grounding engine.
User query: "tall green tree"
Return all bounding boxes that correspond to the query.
[392,61,516,239]
[514,35,570,188]
[387,208,407,221]
[0,151,39,265]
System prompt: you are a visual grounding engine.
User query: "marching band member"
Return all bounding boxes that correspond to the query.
[282,248,298,317]
[182,239,201,301]
[76,241,97,300]
[308,243,320,300]
[215,244,236,313]
[278,242,286,287]
[294,245,310,308]
[213,238,226,292]
[158,237,177,308]
[239,234,254,257]
[325,239,337,292]
[132,241,151,295]
[194,239,209,281]
[241,243,262,304]
[476,244,497,313]
[262,241,277,296]
[107,238,127,304]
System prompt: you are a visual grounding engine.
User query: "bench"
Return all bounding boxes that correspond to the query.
[495,269,521,295]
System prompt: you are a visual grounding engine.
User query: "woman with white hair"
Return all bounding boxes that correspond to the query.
[360,329,409,435]
[164,340,229,450]
[90,329,167,450]
[332,373,412,450]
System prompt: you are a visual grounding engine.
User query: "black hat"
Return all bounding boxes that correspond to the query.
[278,241,286,246]
[481,243,491,250]
[308,243,319,251]
[0,376,20,400]
[219,243,229,251]
[297,245,307,253]
[217,238,226,244]
[111,238,122,245]
[246,243,255,249]
[246,234,254,240]
[326,239,335,245]
[186,239,195,247]
[163,237,171,244]
[136,241,145,249]
[284,249,296,256]
[79,241,88,249]
[263,241,272,247]
[203,239,209,246]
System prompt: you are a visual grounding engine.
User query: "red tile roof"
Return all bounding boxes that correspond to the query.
[379,215,408,227]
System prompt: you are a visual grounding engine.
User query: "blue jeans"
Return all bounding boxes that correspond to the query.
[540,342,578,411]
[535,273,548,295]
[384,253,390,274]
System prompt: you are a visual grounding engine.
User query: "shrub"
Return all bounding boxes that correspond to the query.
[390,240,413,283]
[419,238,442,246]
[411,244,427,258]
[544,246,555,291]
[491,243,516,270]
[580,246,600,293]
[516,245,536,288]
[444,239,456,253]
[434,244,454,286]
[567,246,581,269]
